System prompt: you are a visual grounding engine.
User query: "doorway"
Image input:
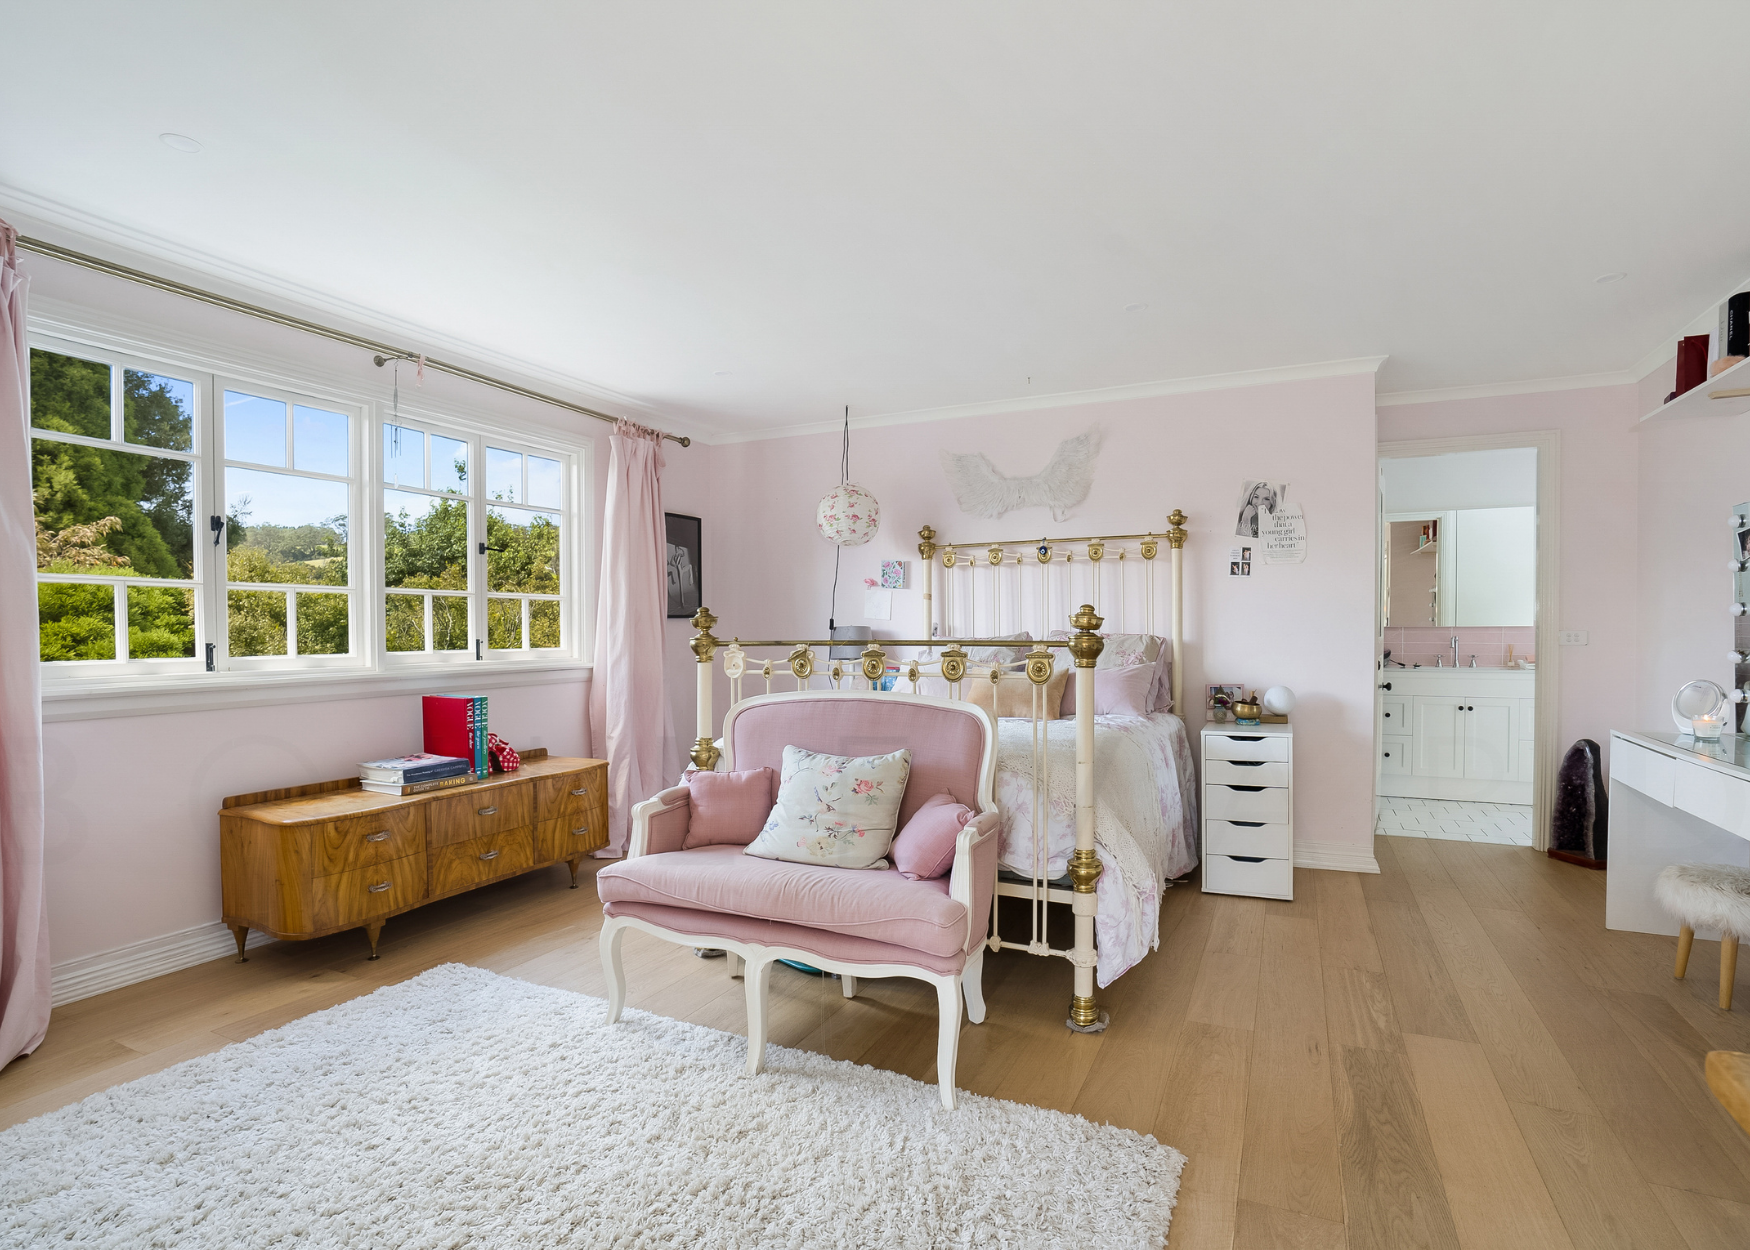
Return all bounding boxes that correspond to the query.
[1376,435,1561,851]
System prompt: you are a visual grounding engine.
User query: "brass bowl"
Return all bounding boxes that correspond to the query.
[1231,700,1262,722]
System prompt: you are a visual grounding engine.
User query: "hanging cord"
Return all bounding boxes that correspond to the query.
[829,404,848,631]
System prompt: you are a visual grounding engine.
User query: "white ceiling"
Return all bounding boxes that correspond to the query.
[6,3,1749,439]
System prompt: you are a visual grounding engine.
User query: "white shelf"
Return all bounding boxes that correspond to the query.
[1642,353,1750,423]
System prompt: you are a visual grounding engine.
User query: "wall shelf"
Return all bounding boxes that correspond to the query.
[1642,353,1750,422]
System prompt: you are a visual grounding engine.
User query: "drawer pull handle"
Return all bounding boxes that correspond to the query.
[1225,735,1265,741]
[364,831,389,843]
[570,787,588,796]
[478,806,498,816]
[1230,820,1265,827]
[1229,855,1268,864]
[1228,760,1264,767]
[367,881,391,893]
[571,826,589,836]
[1226,784,1266,792]
[479,849,500,861]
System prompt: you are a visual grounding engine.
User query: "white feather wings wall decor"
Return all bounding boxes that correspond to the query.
[940,430,1101,522]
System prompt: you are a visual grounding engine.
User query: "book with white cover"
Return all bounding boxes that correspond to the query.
[358,752,469,783]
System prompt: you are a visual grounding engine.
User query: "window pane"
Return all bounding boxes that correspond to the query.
[386,592,426,652]
[487,597,522,649]
[486,507,559,593]
[293,405,348,476]
[530,599,561,649]
[384,489,468,590]
[228,589,287,656]
[128,585,195,658]
[226,468,349,587]
[486,446,521,502]
[225,391,288,467]
[526,455,562,510]
[431,435,469,496]
[31,349,111,440]
[38,582,116,661]
[124,370,194,451]
[32,438,194,579]
[433,594,469,651]
[295,591,349,655]
[383,424,425,488]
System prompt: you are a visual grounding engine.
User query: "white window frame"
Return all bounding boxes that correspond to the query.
[28,316,593,717]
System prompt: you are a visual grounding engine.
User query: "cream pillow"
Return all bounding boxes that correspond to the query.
[743,745,913,869]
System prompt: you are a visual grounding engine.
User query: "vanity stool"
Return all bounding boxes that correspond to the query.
[1655,863,1750,1009]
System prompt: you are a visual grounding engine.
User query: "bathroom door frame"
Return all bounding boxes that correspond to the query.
[1377,430,1562,852]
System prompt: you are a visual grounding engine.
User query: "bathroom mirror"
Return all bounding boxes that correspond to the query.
[1381,449,1537,628]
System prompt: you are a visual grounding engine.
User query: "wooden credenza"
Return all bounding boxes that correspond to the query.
[220,750,607,961]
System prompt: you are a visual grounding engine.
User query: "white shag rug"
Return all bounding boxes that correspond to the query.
[1,963,1183,1248]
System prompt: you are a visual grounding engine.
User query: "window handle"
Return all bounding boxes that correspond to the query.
[210,515,225,548]
[476,639,483,660]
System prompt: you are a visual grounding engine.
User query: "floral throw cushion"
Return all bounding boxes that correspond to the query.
[742,745,913,869]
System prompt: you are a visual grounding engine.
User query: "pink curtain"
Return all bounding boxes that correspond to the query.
[0,220,50,1066]
[589,420,673,855]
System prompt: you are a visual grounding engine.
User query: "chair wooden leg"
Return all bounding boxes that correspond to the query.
[1723,934,1740,1011]
[601,923,627,1024]
[1676,925,1695,980]
[744,957,772,1076]
[841,974,858,999]
[936,975,963,1110]
[728,952,745,979]
[961,948,987,1025]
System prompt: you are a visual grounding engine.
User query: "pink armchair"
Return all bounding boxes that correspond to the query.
[596,690,1001,1109]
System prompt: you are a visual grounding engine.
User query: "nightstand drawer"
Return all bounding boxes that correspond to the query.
[1204,758,1289,787]
[1205,784,1290,824]
[1203,733,1290,763]
[1203,853,1293,900]
[1205,820,1292,859]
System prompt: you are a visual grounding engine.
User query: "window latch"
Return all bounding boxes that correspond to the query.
[210,515,225,547]
[205,643,215,672]
[477,542,506,555]
[475,639,483,661]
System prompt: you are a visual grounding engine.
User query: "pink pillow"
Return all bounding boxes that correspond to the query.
[683,768,776,849]
[1060,664,1156,717]
[890,792,973,880]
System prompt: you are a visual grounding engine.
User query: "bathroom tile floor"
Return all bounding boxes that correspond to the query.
[1374,795,1533,846]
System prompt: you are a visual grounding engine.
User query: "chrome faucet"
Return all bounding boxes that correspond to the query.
[1451,635,1460,667]
[1469,654,1477,668]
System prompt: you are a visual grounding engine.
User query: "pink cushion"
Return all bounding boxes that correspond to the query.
[727,697,986,830]
[684,768,775,849]
[891,792,972,880]
[596,844,970,958]
[1060,664,1157,717]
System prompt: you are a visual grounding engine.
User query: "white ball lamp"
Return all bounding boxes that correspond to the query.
[1262,686,1296,718]
[816,483,880,546]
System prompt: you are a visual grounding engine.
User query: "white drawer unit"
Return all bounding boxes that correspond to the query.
[1381,737,1412,775]
[1201,721,1293,900]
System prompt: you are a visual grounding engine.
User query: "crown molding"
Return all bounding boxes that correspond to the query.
[710,355,1388,445]
[0,181,718,445]
[1376,370,1640,408]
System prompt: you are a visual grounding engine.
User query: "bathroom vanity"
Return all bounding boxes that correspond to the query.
[1376,666,1536,804]
[1607,729,1750,937]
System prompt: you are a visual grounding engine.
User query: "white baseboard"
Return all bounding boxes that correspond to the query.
[51,921,274,1007]
[1295,838,1381,875]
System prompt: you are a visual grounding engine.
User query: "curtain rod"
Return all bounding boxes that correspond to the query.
[16,235,691,447]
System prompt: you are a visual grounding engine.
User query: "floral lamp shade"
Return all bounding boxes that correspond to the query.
[817,483,880,546]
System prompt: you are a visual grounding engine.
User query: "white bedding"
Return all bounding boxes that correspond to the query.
[992,711,1199,986]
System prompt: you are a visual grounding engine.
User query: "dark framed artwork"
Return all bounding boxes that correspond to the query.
[666,512,702,618]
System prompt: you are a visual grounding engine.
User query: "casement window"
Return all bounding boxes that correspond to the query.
[29,330,582,691]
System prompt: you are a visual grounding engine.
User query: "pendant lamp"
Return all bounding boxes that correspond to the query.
[817,406,878,546]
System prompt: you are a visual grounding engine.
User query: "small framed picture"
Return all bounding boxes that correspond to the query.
[1207,683,1244,709]
[665,513,702,618]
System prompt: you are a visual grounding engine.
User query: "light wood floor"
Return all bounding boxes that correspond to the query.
[5,836,1750,1249]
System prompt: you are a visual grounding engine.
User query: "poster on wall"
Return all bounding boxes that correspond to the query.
[666,513,702,618]
[1262,505,1307,564]
[1234,481,1288,539]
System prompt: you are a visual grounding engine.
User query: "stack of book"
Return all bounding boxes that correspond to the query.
[358,753,474,796]
[423,694,489,780]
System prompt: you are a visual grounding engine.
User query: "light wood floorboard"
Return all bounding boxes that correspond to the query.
[6,841,1750,1249]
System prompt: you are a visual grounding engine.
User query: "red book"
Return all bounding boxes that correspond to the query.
[422,696,475,771]
[1675,333,1710,398]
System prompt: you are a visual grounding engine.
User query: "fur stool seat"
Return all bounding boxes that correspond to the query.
[1655,863,1750,1010]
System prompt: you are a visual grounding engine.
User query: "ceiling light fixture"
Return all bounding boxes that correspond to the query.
[1594,272,1627,284]
[1124,302,1149,312]
[159,133,203,153]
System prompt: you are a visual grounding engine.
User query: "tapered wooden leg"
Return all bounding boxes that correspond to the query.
[229,924,249,964]
[728,952,745,978]
[841,974,858,999]
[744,957,772,1075]
[1676,925,1695,979]
[1722,934,1740,1011]
[936,975,963,1110]
[961,948,986,1025]
[566,857,583,889]
[601,923,627,1024]
[364,920,384,961]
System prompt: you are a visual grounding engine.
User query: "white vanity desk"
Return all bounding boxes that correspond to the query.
[1608,729,1750,937]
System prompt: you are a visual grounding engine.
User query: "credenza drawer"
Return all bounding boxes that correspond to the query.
[1204,784,1290,824]
[428,786,532,849]
[1202,853,1293,900]
[311,852,427,931]
[537,816,607,862]
[1205,820,1292,859]
[314,805,424,876]
[430,826,535,897]
[537,771,598,824]
[1204,733,1290,763]
[1204,758,1289,787]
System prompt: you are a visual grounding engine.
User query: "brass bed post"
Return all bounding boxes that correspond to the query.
[690,607,722,771]
[1067,604,1105,1030]
[918,525,938,647]
[1167,510,1188,715]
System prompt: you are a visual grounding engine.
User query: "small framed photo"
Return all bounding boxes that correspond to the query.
[665,513,702,619]
[1207,683,1244,709]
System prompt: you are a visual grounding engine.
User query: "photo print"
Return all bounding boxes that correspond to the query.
[665,512,702,618]
[1235,480,1288,539]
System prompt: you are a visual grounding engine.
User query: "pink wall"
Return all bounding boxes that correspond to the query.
[1377,384,1641,771]
[704,372,1382,857]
